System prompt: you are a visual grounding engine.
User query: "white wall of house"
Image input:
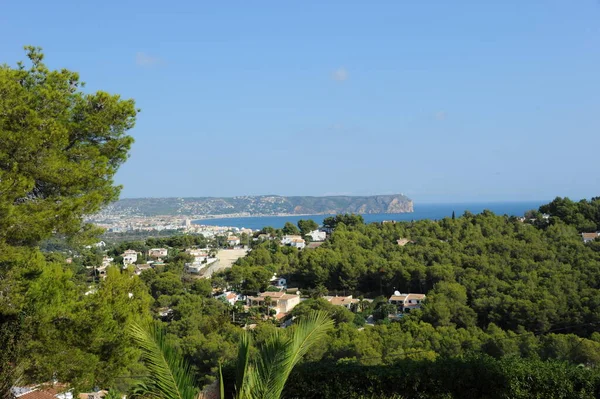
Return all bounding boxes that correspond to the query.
[307,230,327,242]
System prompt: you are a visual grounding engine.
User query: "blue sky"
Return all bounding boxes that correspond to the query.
[1,1,599,203]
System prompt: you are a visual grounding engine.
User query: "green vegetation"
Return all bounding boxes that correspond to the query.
[538,196,600,232]
[0,47,139,395]
[282,357,600,399]
[129,312,332,399]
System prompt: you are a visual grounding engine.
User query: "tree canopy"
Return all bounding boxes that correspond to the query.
[0,47,138,395]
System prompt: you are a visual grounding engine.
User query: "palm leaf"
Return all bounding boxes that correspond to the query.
[239,310,333,399]
[129,321,199,399]
[234,332,254,399]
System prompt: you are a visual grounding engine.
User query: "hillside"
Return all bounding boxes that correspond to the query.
[102,194,414,217]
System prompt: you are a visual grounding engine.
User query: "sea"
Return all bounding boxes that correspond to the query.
[193,201,545,230]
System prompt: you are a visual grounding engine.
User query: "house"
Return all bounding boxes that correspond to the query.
[134,263,152,275]
[122,249,138,266]
[185,257,217,274]
[325,295,359,310]
[185,248,210,264]
[388,293,426,313]
[306,230,327,242]
[148,248,168,258]
[582,232,600,243]
[186,248,209,258]
[101,256,113,267]
[289,238,306,250]
[89,264,108,279]
[218,291,239,305]
[270,274,287,288]
[78,391,107,399]
[247,291,300,315]
[281,235,302,245]
[227,236,241,247]
[257,233,272,241]
[396,238,412,247]
[12,384,72,399]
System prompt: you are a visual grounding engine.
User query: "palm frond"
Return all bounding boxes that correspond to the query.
[234,332,254,399]
[219,364,225,399]
[243,311,333,399]
[129,321,199,399]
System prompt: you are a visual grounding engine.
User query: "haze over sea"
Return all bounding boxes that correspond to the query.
[194,201,544,230]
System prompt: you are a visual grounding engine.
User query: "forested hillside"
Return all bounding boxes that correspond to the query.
[101,194,413,217]
[226,199,600,366]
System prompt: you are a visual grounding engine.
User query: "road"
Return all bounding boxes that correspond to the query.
[201,248,248,278]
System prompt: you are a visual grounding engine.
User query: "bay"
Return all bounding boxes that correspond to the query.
[193,201,545,230]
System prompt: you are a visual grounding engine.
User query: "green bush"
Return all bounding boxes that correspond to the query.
[281,356,600,399]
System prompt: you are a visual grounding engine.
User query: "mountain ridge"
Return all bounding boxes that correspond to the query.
[103,194,414,217]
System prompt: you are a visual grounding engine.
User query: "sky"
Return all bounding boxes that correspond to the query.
[1,1,599,203]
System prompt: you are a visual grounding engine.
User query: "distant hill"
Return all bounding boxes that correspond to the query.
[103,194,414,217]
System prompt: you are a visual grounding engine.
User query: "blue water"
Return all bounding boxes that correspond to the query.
[193,201,545,230]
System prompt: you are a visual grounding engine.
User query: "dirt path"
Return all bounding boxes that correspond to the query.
[202,248,248,278]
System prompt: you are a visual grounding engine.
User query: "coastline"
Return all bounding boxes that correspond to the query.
[190,210,414,223]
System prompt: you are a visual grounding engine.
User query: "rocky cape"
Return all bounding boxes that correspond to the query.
[102,194,414,217]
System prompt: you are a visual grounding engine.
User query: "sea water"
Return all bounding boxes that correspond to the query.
[193,201,545,230]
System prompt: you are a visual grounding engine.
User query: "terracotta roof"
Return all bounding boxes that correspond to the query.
[275,312,288,320]
[406,293,426,300]
[259,291,286,298]
[329,296,359,306]
[283,235,302,240]
[253,292,299,301]
[16,384,69,399]
[389,295,407,301]
[226,293,237,300]
[582,233,599,240]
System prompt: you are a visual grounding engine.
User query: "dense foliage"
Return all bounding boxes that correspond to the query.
[0,47,139,396]
[282,357,600,399]
[229,199,600,367]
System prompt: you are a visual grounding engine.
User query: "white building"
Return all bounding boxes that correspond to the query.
[218,291,239,306]
[281,235,302,245]
[388,292,426,313]
[270,274,287,288]
[227,236,241,247]
[148,248,168,258]
[306,230,326,242]
[247,291,300,315]
[101,256,113,267]
[289,238,306,250]
[122,249,138,266]
[185,257,218,274]
[582,232,600,243]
